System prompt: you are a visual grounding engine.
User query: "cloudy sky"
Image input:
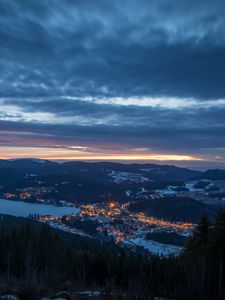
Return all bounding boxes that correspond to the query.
[0,0,225,169]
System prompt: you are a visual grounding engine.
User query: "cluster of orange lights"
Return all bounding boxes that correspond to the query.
[80,203,120,218]
[136,212,194,230]
[80,203,195,232]
[108,202,116,209]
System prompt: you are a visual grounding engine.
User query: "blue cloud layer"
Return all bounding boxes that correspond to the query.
[0,0,225,164]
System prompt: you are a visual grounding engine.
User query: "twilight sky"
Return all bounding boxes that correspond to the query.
[0,0,225,169]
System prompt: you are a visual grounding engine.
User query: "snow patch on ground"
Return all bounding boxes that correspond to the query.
[125,190,132,197]
[155,186,177,195]
[109,171,149,183]
[185,180,212,192]
[124,237,182,256]
[77,291,101,297]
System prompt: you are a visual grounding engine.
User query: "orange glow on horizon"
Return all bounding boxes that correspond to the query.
[49,154,200,161]
[0,146,202,161]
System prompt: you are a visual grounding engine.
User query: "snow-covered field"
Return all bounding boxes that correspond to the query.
[109,171,149,183]
[45,221,91,237]
[185,180,212,192]
[155,180,214,195]
[155,186,177,195]
[124,237,183,256]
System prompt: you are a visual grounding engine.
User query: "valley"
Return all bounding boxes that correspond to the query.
[1,159,224,257]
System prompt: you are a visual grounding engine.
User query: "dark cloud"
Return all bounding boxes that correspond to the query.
[0,103,225,151]
[0,0,225,166]
[0,0,225,99]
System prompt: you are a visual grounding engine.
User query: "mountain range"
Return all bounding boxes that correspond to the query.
[0,158,224,181]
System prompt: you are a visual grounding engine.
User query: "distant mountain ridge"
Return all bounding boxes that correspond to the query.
[0,158,202,181]
[0,158,225,181]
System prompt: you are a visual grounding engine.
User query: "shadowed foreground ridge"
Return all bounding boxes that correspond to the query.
[0,210,225,300]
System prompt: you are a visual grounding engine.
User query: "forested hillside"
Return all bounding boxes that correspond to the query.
[0,210,225,299]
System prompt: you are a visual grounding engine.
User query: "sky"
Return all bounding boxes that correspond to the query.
[0,0,225,169]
